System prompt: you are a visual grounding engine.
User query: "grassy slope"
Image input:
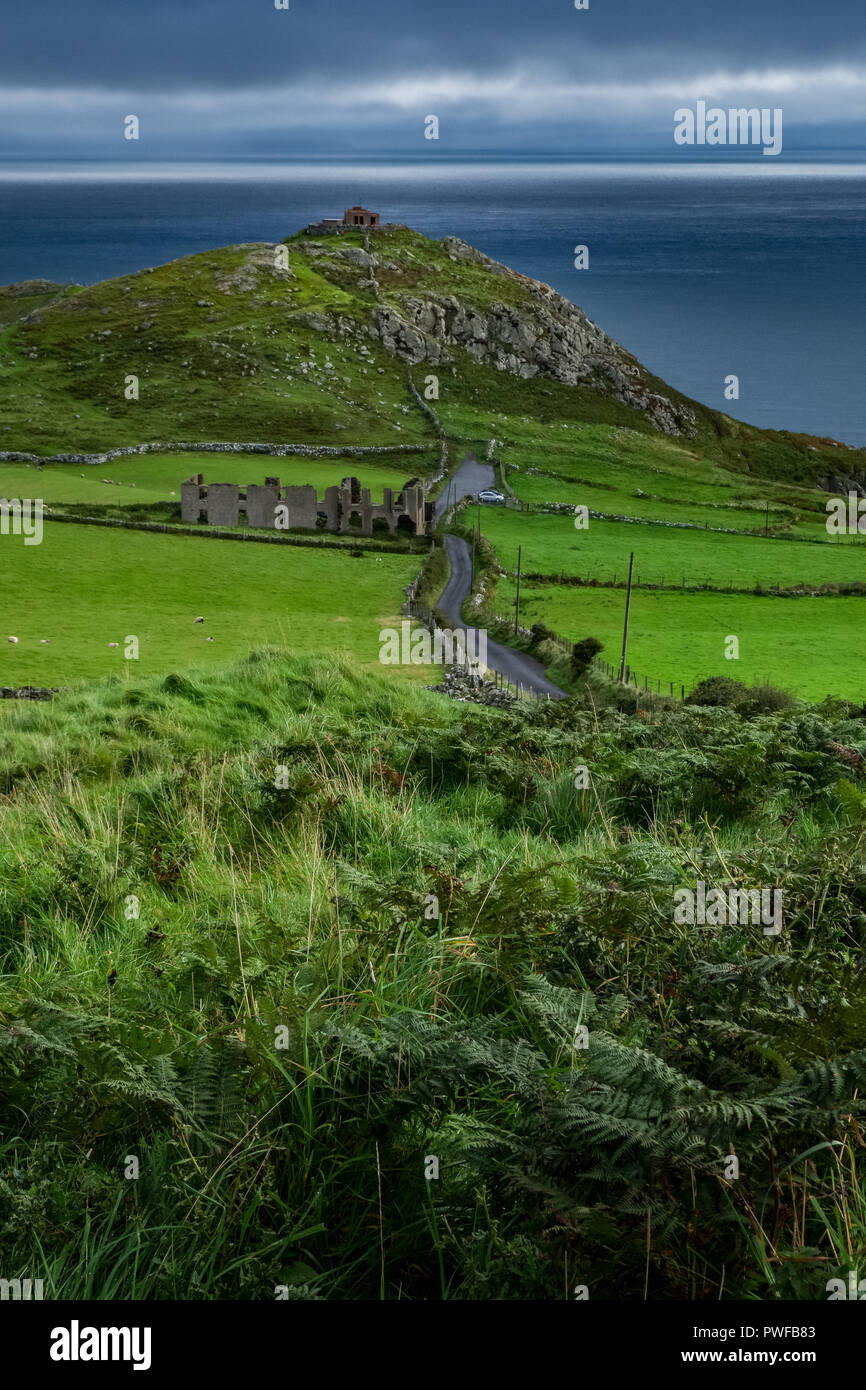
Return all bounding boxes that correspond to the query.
[2,649,866,1299]
[499,427,840,539]
[0,240,426,454]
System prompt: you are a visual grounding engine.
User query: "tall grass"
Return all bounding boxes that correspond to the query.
[2,648,866,1298]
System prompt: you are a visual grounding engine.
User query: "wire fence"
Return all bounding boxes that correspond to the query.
[594,656,686,701]
[521,626,684,702]
[405,598,684,702]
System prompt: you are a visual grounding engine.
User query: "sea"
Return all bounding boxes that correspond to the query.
[1,156,864,445]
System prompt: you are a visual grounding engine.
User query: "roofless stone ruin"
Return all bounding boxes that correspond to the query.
[181,473,431,537]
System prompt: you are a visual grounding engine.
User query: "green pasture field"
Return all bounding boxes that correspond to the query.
[0,521,424,685]
[477,507,866,589]
[497,425,838,533]
[505,476,789,530]
[502,425,747,496]
[0,452,423,509]
[495,578,866,701]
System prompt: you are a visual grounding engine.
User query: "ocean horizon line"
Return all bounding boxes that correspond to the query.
[2,153,866,182]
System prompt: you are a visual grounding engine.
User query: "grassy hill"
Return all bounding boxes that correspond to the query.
[2,224,863,488]
[2,648,866,1299]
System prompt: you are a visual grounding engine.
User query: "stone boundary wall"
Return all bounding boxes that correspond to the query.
[0,441,430,467]
[408,376,449,486]
[513,499,833,545]
[493,446,518,500]
[42,509,436,555]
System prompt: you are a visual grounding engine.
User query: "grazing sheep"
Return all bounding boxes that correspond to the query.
[40,639,50,645]
[193,616,204,624]
[108,642,119,648]
[8,635,18,644]
[206,637,214,642]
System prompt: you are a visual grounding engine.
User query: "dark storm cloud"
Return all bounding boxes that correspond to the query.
[2,0,865,88]
[1,0,865,153]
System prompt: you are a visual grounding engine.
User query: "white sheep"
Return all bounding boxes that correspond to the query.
[8,636,18,644]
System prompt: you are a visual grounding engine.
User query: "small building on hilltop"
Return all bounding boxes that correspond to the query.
[305,218,346,236]
[305,207,382,235]
[344,206,379,227]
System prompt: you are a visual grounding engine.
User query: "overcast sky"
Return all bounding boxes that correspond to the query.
[2,0,865,156]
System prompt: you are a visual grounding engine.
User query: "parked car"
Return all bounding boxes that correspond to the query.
[477,489,506,505]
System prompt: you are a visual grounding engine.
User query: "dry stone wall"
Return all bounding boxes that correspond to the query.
[0,441,429,467]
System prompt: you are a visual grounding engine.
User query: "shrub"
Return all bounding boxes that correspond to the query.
[685,676,749,708]
[743,682,794,713]
[686,676,794,714]
[571,636,603,677]
[529,621,557,649]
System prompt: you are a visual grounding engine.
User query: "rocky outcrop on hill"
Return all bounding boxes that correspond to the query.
[294,232,696,436]
[214,244,293,293]
[0,279,70,298]
[371,253,697,438]
[818,471,866,496]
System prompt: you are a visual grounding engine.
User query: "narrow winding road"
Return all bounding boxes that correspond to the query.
[433,455,567,700]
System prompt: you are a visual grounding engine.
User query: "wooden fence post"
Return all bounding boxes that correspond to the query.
[514,545,522,636]
[618,551,635,682]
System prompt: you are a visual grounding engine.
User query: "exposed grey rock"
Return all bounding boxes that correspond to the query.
[0,686,62,700]
[214,245,293,294]
[818,472,866,495]
[336,246,376,269]
[299,311,338,334]
[371,269,698,437]
[0,279,70,298]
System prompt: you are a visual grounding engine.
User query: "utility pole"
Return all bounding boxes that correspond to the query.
[619,551,634,682]
[514,545,522,636]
